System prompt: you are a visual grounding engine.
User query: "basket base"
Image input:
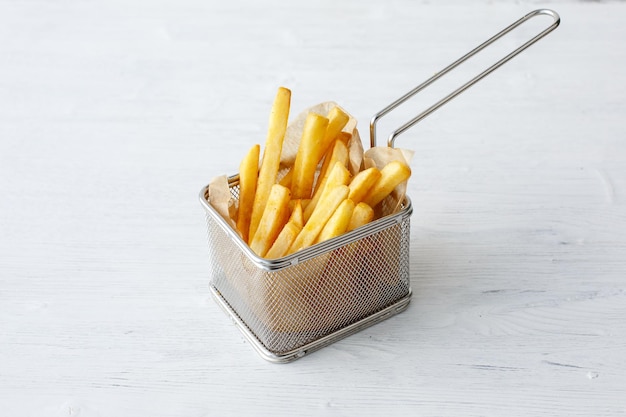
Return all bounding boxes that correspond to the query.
[210,284,412,363]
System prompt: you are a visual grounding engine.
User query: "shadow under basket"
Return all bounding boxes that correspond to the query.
[199,175,412,363]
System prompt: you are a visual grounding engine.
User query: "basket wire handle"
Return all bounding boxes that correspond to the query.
[369,9,561,149]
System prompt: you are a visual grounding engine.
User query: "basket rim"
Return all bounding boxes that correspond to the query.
[198,175,412,271]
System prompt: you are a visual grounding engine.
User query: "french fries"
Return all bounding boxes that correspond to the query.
[287,185,350,254]
[304,161,351,222]
[214,87,412,259]
[249,87,291,240]
[289,199,304,228]
[348,167,381,204]
[319,107,350,160]
[291,113,329,199]
[277,107,349,195]
[265,221,301,259]
[315,139,349,196]
[347,202,374,232]
[316,198,355,244]
[249,184,291,257]
[363,160,411,208]
[236,144,260,243]
[278,168,293,188]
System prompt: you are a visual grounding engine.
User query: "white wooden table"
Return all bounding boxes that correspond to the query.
[1,0,625,415]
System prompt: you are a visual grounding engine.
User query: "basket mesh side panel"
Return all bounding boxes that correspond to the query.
[205,211,410,354]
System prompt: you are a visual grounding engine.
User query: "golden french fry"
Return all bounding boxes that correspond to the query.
[236,144,260,243]
[346,202,374,232]
[348,167,381,204]
[318,107,350,160]
[292,113,329,199]
[250,184,291,257]
[288,185,350,254]
[304,161,351,222]
[363,160,411,208]
[316,198,355,244]
[315,139,349,195]
[278,167,293,188]
[287,198,298,213]
[265,221,302,259]
[249,87,291,239]
[289,199,304,228]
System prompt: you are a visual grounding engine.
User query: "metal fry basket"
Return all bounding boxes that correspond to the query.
[199,9,560,363]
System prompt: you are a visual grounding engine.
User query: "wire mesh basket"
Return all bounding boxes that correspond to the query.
[200,177,412,362]
[199,9,559,363]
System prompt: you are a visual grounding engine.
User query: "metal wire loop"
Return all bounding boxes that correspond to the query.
[369,9,561,148]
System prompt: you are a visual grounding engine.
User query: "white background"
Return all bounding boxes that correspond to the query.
[1,0,625,416]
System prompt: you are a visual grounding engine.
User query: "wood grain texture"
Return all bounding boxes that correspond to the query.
[1,0,625,416]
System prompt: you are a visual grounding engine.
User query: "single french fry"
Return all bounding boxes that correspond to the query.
[304,161,351,222]
[346,202,375,232]
[316,198,355,244]
[287,199,298,213]
[249,87,291,239]
[363,160,412,208]
[236,144,260,243]
[289,199,304,228]
[348,167,381,204]
[265,221,302,259]
[315,139,349,195]
[250,184,291,257]
[292,113,329,199]
[288,185,350,254]
[278,167,293,188]
[318,107,350,160]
